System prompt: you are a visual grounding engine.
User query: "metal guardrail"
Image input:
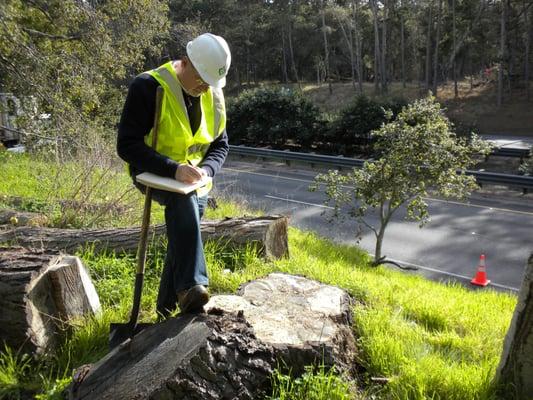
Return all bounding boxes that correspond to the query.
[229,145,533,193]
[229,145,365,168]
[491,147,531,158]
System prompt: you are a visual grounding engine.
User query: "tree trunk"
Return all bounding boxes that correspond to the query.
[320,0,332,94]
[287,8,300,89]
[498,0,507,107]
[425,2,433,92]
[400,1,406,89]
[353,0,363,92]
[524,0,531,101]
[370,0,381,94]
[281,26,289,83]
[495,254,533,399]
[381,0,388,93]
[336,13,356,90]
[0,216,290,260]
[432,0,442,95]
[0,247,100,354]
[374,228,384,265]
[444,0,487,78]
[453,0,458,98]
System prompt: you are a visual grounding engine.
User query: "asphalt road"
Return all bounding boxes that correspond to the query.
[215,159,533,292]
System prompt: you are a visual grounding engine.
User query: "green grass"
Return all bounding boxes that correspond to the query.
[268,363,356,400]
[0,152,517,399]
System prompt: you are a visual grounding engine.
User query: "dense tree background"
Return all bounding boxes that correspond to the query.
[1,0,532,151]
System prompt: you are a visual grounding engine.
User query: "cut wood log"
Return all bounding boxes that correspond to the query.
[69,274,358,400]
[70,313,275,400]
[0,216,289,259]
[0,209,48,227]
[0,247,100,354]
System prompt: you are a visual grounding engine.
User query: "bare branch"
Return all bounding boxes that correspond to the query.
[22,28,81,41]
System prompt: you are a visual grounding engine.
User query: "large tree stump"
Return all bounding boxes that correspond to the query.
[0,247,100,354]
[495,254,533,399]
[206,273,357,376]
[0,216,289,259]
[70,274,358,400]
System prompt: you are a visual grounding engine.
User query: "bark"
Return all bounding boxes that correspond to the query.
[443,0,487,77]
[400,2,406,89]
[281,26,289,83]
[381,0,388,93]
[370,0,381,94]
[432,0,442,95]
[336,13,356,90]
[69,273,358,400]
[425,2,433,92]
[498,0,507,107]
[320,0,332,94]
[453,0,458,98]
[524,0,531,101]
[0,216,290,260]
[353,0,363,92]
[0,247,100,354]
[495,254,533,399]
[70,313,275,400]
[287,2,300,88]
[374,228,384,264]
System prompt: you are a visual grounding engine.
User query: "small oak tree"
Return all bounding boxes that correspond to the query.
[311,96,492,266]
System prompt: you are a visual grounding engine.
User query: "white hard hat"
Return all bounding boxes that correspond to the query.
[186,33,231,89]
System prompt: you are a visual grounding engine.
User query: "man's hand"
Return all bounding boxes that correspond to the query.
[175,164,207,183]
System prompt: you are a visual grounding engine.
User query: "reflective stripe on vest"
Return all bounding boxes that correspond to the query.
[142,62,226,196]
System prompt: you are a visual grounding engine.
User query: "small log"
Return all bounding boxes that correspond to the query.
[0,209,48,227]
[0,216,289,259]
[0,247,100,354]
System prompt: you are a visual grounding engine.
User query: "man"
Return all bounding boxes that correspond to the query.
[117,33,231,318]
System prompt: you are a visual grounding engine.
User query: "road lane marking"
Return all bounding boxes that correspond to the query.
[425,197,533,217]
[385,257,519,292]
[225,167,312,184]
[225,166,533,217]
[265,195,333,209]
[264,186,520,292]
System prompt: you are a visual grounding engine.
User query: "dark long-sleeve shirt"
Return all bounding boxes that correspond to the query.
[117,72,229,179]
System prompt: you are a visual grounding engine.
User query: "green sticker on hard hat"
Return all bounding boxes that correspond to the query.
[218,66,226,76]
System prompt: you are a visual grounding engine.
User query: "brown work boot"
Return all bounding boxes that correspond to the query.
[177,285,209,314]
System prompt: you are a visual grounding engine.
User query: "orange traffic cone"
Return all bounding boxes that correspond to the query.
[471,254,491,286]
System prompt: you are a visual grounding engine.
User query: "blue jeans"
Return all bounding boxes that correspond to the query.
[148,188,208,317]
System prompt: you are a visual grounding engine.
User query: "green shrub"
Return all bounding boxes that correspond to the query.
[326,96,407,155]
[227,87,324,148]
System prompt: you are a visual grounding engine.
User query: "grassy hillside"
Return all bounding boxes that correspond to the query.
[0,151,518,400]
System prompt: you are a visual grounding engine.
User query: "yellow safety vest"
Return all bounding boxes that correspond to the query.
[141,61,226,196]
